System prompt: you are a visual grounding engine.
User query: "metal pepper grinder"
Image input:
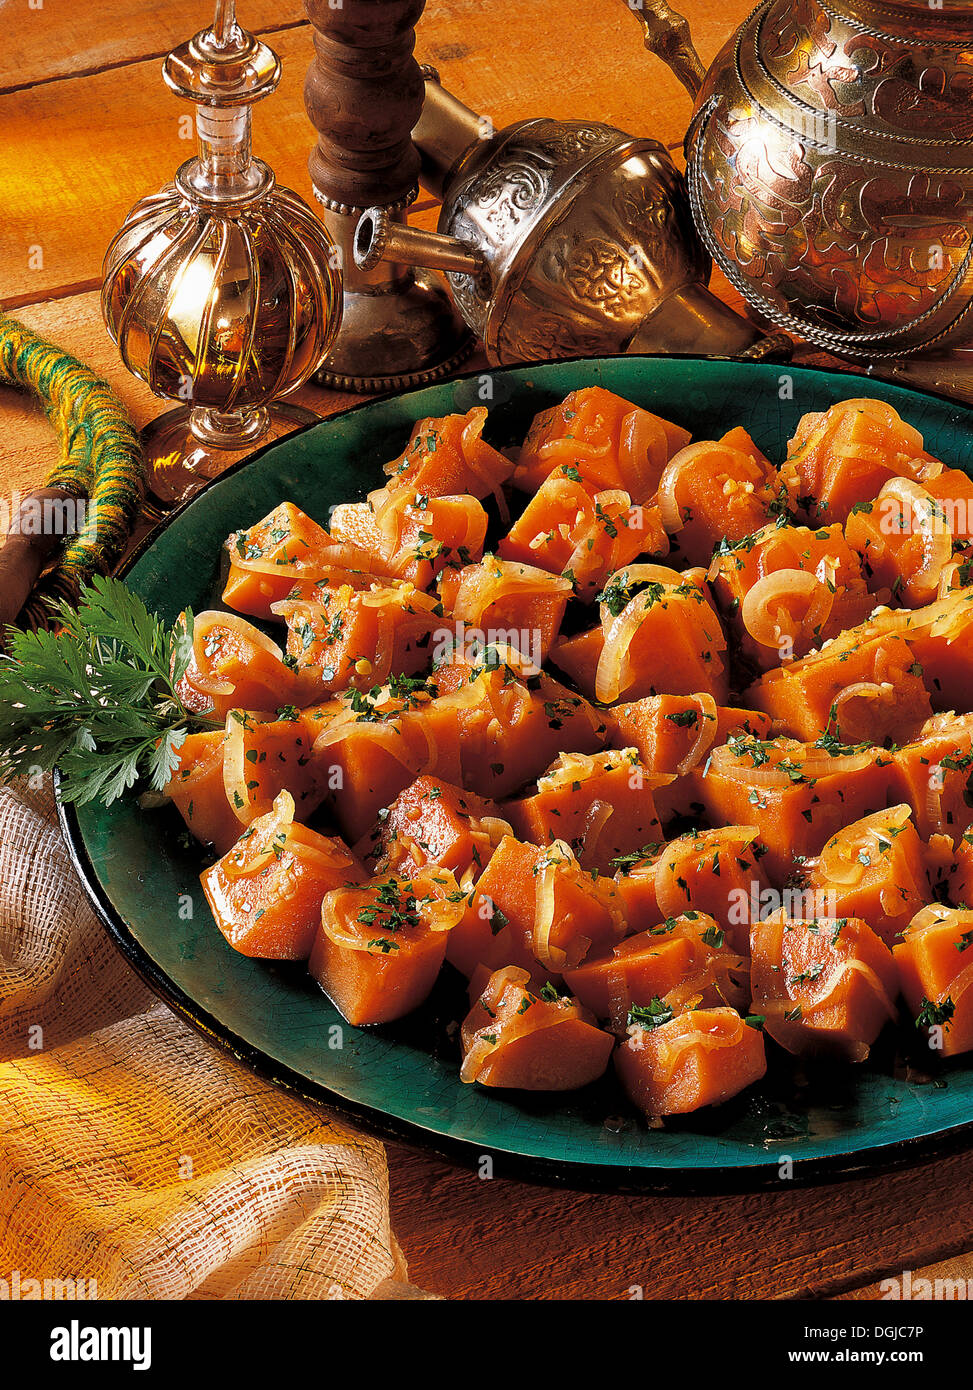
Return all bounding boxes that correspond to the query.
[102,1,343,514]
[353,69,774,366]
[302,0,474,391]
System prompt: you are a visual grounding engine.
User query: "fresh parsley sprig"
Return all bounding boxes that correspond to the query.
[0,575,215,806]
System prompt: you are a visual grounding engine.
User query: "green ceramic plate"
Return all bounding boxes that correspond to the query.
[60,355,973,1190]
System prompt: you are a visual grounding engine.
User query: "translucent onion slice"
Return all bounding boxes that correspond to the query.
[229,542,371,579]
[879,477,953,600]
[741,569,834,651]
[313,715,419,774]
[189,612,284,697]
[581,798,614,859]
[222,790,296,876]
[675,693,719,776]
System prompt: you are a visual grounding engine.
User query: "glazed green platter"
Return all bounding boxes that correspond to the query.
[60,355,973,1190]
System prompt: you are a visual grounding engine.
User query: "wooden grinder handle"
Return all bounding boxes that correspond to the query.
[304,0,425,211]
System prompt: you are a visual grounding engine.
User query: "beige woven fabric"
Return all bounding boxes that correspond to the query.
[0,775,418,1300]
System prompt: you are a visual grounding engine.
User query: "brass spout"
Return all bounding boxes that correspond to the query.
[628,282,764,357]
[620,0,705,100]
[354,207,486,279]
[413,66,484,199]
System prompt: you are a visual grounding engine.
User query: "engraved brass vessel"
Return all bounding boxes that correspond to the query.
[353,70,772,366]
[622,0,973,392]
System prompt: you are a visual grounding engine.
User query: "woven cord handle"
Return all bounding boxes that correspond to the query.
[0,313,145,631]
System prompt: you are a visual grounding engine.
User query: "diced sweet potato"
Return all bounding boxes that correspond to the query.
[176,611,302,718]
[551,566,728,705]
[803,805,930,948]
[504,747,668,872]
[894,905,973,1056]
[201,791,361,959]
[615,1006,766,1117]
[310,868,466,1025]
[563,910,749,1027]
[381,407,513,500]
[460,966,614,1089]
[693,734,895,883]
[750,911,898,1061]
[356,775,509,880]
[439,556,572,667]
[710,520,872,667]
[222,709,328,826]
[499,464,667,600]
[513,387,688,500]
[607,693,773,820]
[163,729,240,854]
[746,625,931,745]
[889,712,973,840]
[329,491,488,590]
[272,579,439,697]
[447,835,625,983]
[845,481,954,608]
[657,437,779,566]
[222,502,356,621]
[650,825,770,955]
[785,399,927,524]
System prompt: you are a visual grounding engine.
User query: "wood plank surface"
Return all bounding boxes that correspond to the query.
[0,0,306,92]
[385,1139,973,1300]
[0,0,758,306]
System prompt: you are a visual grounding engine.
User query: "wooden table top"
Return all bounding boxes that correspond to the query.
[2,0,970,1301]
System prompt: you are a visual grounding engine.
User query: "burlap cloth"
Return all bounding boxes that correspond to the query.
[0,774,432,1300]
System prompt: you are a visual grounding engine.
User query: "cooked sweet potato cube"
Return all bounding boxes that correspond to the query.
[273,579,440,698]
[201,791,361,960]
[845,481,954,608]
[222,708,328,827]
[505,747,668,872]
[222,502,350,621]
[894,905,973,1057]
[889,712,973,840]
[329,491,488,590]
[563,911,749,1027]
[312,685,438,841]
[710,520,871,667]
[785,399,927,524]
[693,734,895,884]
[426,656,607,800]
[513,387,688,499]
[356,775,508,880]
[551,566,728,705]
[460,966,614,1090]
[804,805,930,948]
[310,868,466,1025]
[439,556,571,667]
[746,626,931,745]
[163,729,240,854]
[447,835,625,983]
[750,911,898,1062]
[499,464,667,600]
[381,407,513,500]
[176,610,303,718]
[608,693,773,820]
[658,436,779,566]
[615,1006,766,1117]
[650,825,771,955]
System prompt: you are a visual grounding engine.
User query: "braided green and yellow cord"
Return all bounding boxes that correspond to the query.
[0,312,144,628]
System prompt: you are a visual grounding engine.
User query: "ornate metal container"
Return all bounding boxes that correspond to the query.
[672,0,973,361]
[353,73,767,365]
[102,2,342,509]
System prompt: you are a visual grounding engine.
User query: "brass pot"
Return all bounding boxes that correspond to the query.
[628,0,973,363]
[353,71,770,365]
